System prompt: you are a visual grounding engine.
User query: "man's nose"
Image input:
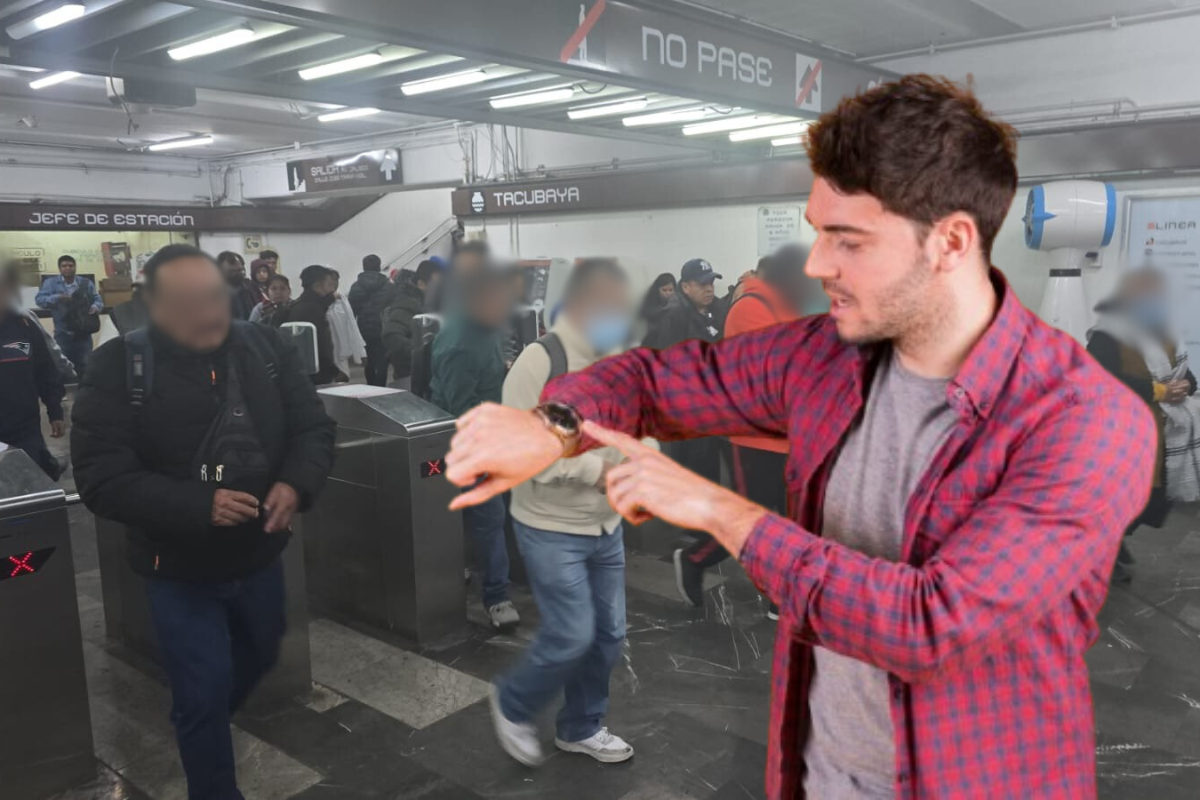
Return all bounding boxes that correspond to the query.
[805,243,836,280]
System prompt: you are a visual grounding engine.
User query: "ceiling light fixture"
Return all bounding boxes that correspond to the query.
[489,86,576,109]
[771,135,804,147]
[567,97,648,120]
[317,107,382,122]
[682,114,800,137]
[28,70,80,89]
[168,27,256,61]
[622,107,709,127]
[146,135,214,152]
[6,2,85,38]
[298,52,383,81]
[729,121,811,142]
[400,68,488,95]
[33,3,85,30]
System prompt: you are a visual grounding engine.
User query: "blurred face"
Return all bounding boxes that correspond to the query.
[267,280,291,304]
[0,279,14,311]
[804,177,939,345]
[263,256,278,271]
[681,279,714,309]
[418,272,442,300]
[658,283,675,300]
[148,257,231,353]
[59,259,77,280]
[453,250,487,279]
[313,274,338,297]
[221,257,245,285]
[254,265,271,285]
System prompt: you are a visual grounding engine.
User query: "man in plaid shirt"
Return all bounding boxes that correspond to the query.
[446,75,1157,798]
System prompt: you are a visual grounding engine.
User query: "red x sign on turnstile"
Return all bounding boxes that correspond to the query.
[425,460,443,476]
[8,552,34,577]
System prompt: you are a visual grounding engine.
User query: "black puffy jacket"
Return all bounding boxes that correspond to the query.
[641,294,723,349]
[71,323,335,582]
[380,280,426,377]
[348,271,396,343]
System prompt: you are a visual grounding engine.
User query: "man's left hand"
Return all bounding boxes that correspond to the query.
[50,420,66,438]
[88,308,98,315]
[263,483,300,533]
[585,421,764,556]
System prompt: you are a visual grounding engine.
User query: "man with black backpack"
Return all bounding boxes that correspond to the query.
[71,244,335,800]
[348,254,397,386]
[490,258,639,767]
[36,254,102,378]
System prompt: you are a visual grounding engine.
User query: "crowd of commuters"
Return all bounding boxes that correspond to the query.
[0,72,1183,800]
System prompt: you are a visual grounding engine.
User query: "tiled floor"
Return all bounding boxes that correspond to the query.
[36,415,1200,799]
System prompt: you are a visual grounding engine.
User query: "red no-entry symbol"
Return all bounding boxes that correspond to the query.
[8,552,34,578]
[421,458,445,478]
[426,460,443,476]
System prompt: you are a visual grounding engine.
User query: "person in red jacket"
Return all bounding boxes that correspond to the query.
[673,245,810,618]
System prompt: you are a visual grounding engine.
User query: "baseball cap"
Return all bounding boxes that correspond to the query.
[681,258,722,284]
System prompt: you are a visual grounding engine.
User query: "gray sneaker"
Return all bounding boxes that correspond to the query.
[487,600,520,629]
[490,685,543,766]
[555,728,634,763]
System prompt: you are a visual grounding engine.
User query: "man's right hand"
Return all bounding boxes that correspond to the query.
[447,403,564,510]
[212,489,260,526]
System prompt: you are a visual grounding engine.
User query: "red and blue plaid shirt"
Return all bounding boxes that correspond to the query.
[546,272,1156,798]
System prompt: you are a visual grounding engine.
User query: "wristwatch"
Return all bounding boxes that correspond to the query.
[534,402,582,456]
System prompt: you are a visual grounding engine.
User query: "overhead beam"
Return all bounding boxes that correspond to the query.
[0,48,730,152]
[176,0,897,119]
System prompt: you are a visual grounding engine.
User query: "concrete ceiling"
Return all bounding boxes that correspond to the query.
[687,0,1200,57]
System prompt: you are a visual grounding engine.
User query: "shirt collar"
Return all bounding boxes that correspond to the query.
[948,269,1029,420]
[853,268,1029,421]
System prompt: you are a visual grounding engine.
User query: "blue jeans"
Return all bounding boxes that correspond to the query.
[145,558,286,800]
[54,330,92,379]
[498,521,626,742]
[463,494,511,607]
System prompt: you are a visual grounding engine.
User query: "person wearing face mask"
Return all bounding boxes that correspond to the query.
[491,258,642,767]
[1088,267,1194,581]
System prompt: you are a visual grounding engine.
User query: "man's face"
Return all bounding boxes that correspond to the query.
[267,280,291,304]
[147,257,232,353]
[314,274,338,297]
[263,256,278,271]
[574,274,632,328]
[222,259,245,285]
[804,177,938,345]
[681,279,714,309]
[418,272,442,302]
[59,260,76,280]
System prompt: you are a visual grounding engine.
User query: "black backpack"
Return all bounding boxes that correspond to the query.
[533,332,568,383]
[67,283,101,335]
[409,316,441,401]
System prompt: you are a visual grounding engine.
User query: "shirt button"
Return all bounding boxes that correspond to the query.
[954,388,965,399]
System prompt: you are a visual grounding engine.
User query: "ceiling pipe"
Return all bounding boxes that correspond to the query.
[860,7,1200,63]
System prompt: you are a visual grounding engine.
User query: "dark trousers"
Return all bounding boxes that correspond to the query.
[5,429,60,480]
[145,557,286,800]
[685,445,788,568]
[364,338,389,387]
[54,330,92,380]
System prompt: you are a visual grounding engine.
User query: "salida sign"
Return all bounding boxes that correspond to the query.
[288,148,402,193]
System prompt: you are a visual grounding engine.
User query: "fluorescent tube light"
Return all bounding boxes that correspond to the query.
[147,135,214,152]
[622,107,708,127]
[168,28,256,61]
[729,121,811,142]
[33,3,85,31]
[401,69,488,95]
[317,107,381,122]
[298,52,383,81]
[29,70,80,89]
[567,98,648,120]
[489,87,576,109]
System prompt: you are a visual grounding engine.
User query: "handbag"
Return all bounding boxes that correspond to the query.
[67,288,101,335]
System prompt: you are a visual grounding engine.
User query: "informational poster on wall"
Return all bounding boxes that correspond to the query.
[757,206,802,257]
[1126,194,1200,368]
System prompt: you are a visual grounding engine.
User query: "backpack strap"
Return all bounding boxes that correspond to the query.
[233,320,280,386]
[729,291,778,319]
[534,332,569,382]
[124,328,153,411]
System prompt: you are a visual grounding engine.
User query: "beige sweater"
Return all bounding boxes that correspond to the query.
[503,319,626,535]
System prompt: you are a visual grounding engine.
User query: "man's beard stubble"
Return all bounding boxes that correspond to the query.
[835,252,940,348]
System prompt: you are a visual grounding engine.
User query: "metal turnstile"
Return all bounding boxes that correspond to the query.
[94,519,313,708]
[0,449,95,797]
[309,387,464,643]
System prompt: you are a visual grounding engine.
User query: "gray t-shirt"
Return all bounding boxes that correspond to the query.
[803,349,956,799]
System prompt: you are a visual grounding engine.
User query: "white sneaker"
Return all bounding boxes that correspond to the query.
[487,600,520,629]
[555,728,634,763]
[489,685,543,766]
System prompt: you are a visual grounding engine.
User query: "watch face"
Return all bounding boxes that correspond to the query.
[542,403,580,433]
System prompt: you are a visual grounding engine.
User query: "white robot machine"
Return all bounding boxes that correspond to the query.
[1023,180,1117,344]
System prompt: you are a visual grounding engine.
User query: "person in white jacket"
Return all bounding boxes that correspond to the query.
[490,258,643,767]
[324,270,367,378]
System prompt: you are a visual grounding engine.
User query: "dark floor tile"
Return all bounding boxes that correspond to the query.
[47,761,152,800]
